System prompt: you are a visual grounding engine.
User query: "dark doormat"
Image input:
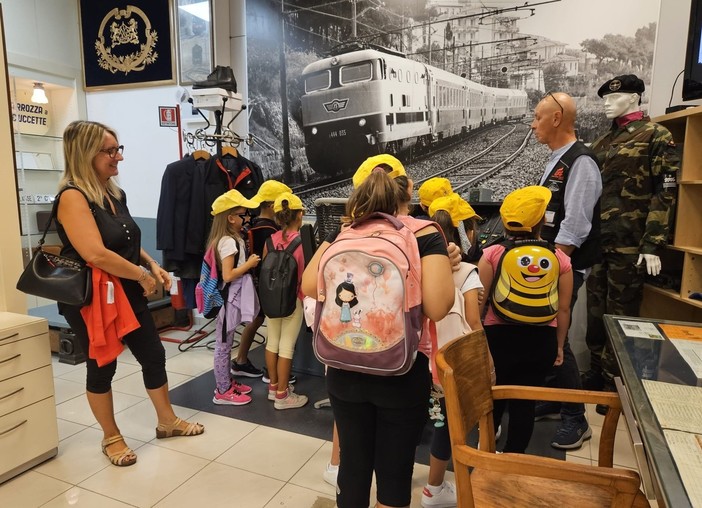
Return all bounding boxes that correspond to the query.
[168,346,566,466]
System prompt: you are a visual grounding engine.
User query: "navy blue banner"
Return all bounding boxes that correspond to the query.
[80,0,174,89]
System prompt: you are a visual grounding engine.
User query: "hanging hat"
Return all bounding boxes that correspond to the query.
[211,189,259,216]
[418,177,453,207]
[250,180,293,205]
[429,193,481,226]
[352,154,406,188]
[273,192,304,213]
[500,186,552,232]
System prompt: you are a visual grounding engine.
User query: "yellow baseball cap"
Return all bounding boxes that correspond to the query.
[211,189,259,216]
[418,178,453,207]
[273,192,304,213]
[250,180,293,205]
[352,154,406,188]
[428,193,481,226]
[500,186,552,232]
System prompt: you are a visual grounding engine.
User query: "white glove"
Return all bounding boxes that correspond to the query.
[637,254,662,276]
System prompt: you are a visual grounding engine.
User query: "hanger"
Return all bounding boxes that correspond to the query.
[221,145,238,158]
[192,149,211,160]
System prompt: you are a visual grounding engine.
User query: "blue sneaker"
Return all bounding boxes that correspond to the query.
[550,417,592,450]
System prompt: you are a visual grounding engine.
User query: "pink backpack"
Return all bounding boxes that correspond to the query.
[430,262,477,384]
[313,213,429,376]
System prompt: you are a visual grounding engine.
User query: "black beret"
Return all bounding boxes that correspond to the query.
[597,74,645,97]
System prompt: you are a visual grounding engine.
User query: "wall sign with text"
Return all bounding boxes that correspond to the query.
[79,0,176,90]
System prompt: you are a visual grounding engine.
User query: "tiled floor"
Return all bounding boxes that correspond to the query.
[0,325,652,507]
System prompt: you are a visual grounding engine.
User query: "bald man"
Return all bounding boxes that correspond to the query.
[530,92,602,450]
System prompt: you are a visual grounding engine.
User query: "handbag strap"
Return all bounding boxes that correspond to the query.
[38,186,96,247]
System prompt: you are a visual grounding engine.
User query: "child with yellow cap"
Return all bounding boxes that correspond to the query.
[260,192,309,409]
[477,186,574,453]
[233,180,293,381]
[422,192,488,507]
[207,189,262,406]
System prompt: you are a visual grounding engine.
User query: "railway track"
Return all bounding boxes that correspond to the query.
[296,121,532,210]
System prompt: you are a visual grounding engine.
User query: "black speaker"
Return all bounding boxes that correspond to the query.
[58,330,86,365]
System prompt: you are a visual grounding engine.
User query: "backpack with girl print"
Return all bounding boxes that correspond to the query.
[312,213,429,376]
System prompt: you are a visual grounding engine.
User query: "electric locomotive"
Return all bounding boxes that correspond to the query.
[300,46,528,176]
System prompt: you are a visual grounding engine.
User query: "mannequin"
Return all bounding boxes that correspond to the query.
[583,75,679,392]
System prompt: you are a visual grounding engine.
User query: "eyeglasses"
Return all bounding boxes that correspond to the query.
[543,92,564,114]
[99,145,124,158]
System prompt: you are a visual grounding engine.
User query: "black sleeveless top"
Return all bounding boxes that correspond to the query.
[56,187,146,309]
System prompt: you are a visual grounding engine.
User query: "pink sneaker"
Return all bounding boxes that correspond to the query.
[233,380,252,395]
[213,385,251,405]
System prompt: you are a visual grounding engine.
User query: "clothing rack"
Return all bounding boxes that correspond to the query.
[183,96,254,156]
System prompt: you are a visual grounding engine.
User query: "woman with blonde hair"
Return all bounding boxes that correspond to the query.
[56,120,203,468]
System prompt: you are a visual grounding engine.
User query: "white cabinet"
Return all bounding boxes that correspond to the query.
[0,312,58,484]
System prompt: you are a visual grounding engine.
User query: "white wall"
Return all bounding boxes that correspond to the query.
[649,0,702,116]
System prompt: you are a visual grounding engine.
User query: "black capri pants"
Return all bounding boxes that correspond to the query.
[327,353,430,508]
[59,301,168,394]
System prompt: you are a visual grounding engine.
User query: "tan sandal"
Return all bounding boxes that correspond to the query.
[156,417,204,439]
[101,434,137,467]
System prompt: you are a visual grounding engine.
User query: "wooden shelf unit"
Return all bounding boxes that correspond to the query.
[642,106,702,322]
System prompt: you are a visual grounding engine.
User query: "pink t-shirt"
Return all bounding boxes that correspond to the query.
[482,243,572,327]
[267,230,306,300]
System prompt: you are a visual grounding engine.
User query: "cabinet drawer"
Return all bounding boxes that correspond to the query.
[0,315,48,345]
[0,333,51,383]
[0,397,58,477]
[0,366,54,417]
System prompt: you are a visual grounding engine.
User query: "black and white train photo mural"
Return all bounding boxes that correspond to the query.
[245,0,660,204]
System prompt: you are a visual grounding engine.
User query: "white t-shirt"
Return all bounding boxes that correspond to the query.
[217,236,246,268]
[460,267,483,295]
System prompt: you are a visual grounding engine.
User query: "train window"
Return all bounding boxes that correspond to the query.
[406,70,411,83]
[415,72,418,84]
[340,62,372,85]
[398,70,403,82]
[305,71,330,93]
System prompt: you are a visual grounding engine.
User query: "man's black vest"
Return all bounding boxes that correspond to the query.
[540,141,601,271]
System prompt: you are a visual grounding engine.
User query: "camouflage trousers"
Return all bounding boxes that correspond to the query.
[585,252,646,382]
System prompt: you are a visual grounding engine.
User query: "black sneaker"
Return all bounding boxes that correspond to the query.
[534,401,562,421]
[550,417,592,450]
[596,404,609,416]
[230,359,263,378]
[262,369,296,384]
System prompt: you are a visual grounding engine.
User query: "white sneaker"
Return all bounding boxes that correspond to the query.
[421,480,456,508]
[323,462,338,487]
[273,390,308,410]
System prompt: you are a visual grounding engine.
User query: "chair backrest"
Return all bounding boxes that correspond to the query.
[314,197,348,245]
[436,329,496,452]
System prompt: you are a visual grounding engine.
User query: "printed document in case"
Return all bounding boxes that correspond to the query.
[663,430,702,508]
[642,380,702,434]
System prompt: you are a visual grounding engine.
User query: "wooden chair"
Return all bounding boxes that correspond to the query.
[435,330,649,507]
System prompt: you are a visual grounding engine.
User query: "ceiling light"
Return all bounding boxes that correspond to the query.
[31,82,48,104]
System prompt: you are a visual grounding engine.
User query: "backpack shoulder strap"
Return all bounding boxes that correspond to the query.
[265,236,274,253]
[285,235,303,254]
[453,262,477,289]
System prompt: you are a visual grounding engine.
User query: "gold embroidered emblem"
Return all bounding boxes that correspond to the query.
[608,79,621,92]
[94,6,158,75]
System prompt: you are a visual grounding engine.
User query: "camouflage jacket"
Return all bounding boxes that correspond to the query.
[589,118,679,255]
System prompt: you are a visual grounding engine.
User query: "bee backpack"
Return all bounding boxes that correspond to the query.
[491,239,560,325]
[312,213,429,376]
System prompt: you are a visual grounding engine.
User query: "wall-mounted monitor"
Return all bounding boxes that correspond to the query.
[683,0,702,100]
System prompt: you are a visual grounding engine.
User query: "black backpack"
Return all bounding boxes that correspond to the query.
[258,236,302,318]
